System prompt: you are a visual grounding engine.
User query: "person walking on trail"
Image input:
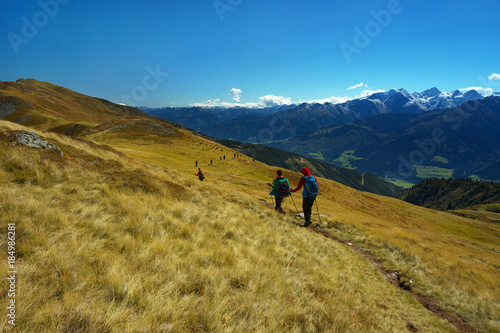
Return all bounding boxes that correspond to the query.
[268,170,291,214]
[195,168,205,181]
[291,167,319,227]
[195,160,198,168]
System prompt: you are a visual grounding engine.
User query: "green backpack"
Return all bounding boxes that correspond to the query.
[277,179,291,197]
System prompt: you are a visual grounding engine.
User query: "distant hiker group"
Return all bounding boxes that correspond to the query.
[196,154,236,169]
[269,167,319,227]
[194,153,233,181]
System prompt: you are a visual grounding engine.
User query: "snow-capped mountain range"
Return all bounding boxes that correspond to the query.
[360,87,491,113]
[144,86,500,142]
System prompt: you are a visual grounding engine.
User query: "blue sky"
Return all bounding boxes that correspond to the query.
[1,0,499,107]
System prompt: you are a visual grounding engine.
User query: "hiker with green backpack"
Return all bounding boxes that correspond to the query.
[291,167,319,227]
[268,170,291,214]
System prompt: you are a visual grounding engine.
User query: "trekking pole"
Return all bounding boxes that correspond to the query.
[280,196,288,212]
[267,183,277,210]
[289,194,300,216]
[315,199,322,226]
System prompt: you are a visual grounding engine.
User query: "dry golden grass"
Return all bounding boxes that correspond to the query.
[87,121,500,332]
[0,120,460,332]
[0,79,145,125]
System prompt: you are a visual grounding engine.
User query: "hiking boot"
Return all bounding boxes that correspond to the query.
[301,221,311,227]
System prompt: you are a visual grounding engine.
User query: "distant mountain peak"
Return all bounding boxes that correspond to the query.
[420,87,442,98]
[463,89,482,98]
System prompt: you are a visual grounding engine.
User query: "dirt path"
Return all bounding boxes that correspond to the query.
[307,225,483,333]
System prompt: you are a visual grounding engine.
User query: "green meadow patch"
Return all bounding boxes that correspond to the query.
[431,156,449,164]
[414,165,453,179]
[333,150,363,169]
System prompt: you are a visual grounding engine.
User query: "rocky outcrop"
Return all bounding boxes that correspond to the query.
[14,131,64,157]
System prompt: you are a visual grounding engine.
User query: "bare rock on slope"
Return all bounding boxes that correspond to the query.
[14,131,64,157]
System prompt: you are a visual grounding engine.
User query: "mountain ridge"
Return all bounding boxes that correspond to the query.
[354,96,500,182]
[143,87,494,143]
[273,97,500,183]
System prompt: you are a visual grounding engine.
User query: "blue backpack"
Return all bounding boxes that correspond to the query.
[304,176,318,197]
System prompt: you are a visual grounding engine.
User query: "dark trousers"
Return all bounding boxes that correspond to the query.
[302,196,316,225]
[274,196,285,212]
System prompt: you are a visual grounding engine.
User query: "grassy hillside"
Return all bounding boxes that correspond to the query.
[0,79,499,332]
[0,79,146,129]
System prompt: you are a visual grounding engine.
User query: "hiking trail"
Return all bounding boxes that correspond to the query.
[306,224,483,333]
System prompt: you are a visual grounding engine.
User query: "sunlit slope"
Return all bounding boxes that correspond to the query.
[0,120,457,332]
[90,118,500,331]
[0,79,146,124]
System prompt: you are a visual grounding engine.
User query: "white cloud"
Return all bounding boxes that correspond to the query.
[489,73,500,81]
[190,89,389,108]
[189,98,260,108]
[347,82,367,90]
[229,88,242,102]
[190,98,221,107]
[346,83,385,98]
[258,95,293,107]
[459,86,493,95]
[359,89,385,97]
[305,96,350,104]
[190,93,351,108]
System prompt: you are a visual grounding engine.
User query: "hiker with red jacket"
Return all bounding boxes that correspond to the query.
[291,167,319,227]
[268,169,290,214]
[195,168,205,181]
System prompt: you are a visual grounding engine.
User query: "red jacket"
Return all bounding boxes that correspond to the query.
[291,167,318,196]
